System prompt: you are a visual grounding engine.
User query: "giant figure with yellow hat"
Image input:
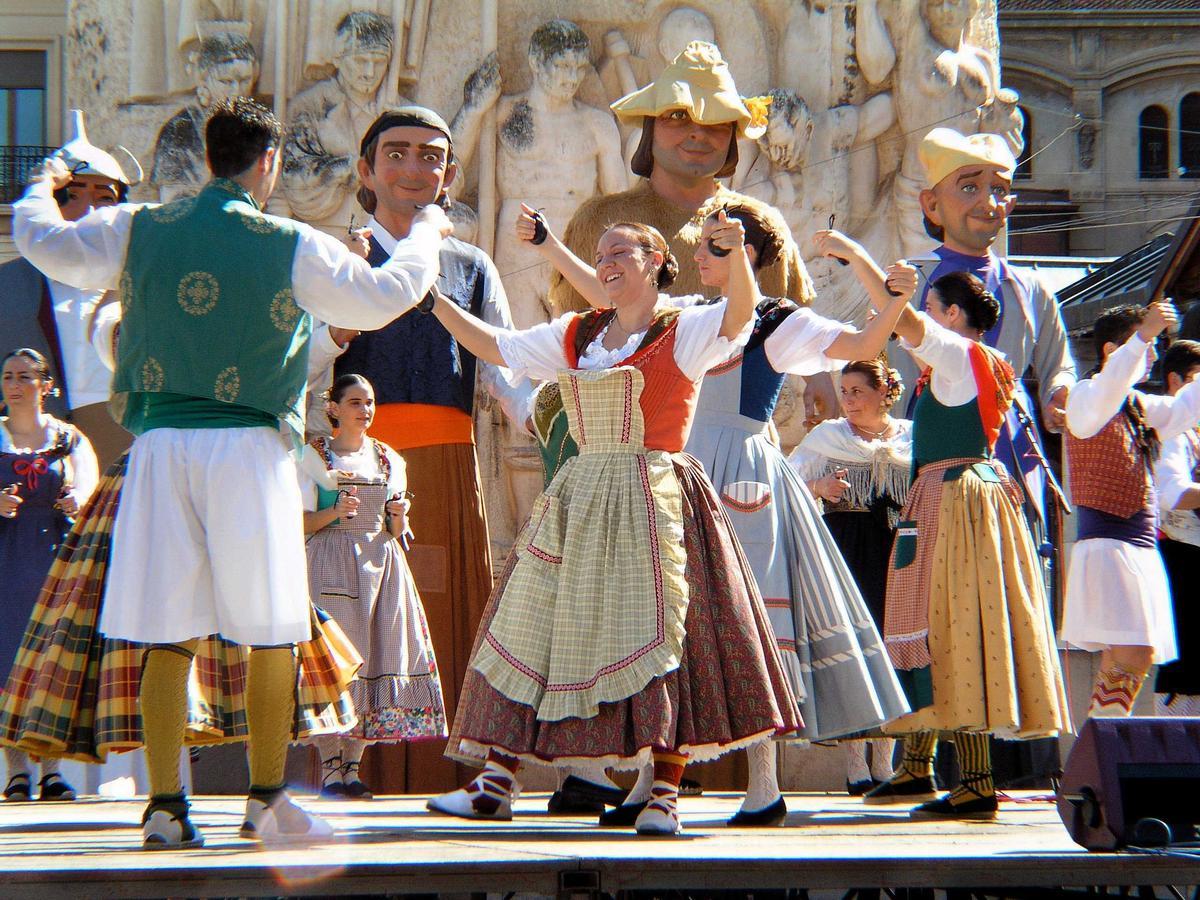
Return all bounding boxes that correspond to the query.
[550,41,811,316]
[812,125,1073,820]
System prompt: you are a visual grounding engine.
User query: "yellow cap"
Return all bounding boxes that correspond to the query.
[610,41,769,140]
[919,127,1016,189]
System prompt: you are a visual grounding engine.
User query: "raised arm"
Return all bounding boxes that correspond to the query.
[13,160,140,291]
[1067,302,1175,439]
[710,209,759,340]
[814,228,924,345]
[825,262,918,360]
[431,291,509,367]
[515,203,609,310]
[292,204,450,329]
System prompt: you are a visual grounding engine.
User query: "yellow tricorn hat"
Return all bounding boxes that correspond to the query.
[919,127,1016,189]
[610,41,769,140]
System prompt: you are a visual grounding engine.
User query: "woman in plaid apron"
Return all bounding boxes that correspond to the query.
[298,373,446,800]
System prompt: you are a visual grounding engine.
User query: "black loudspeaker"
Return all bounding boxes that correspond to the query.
[1057,717,1200,850]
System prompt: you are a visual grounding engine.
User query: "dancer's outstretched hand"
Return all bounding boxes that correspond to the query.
[884,262,918,302]
[1139,299,1178,342]
[344,226,372,260]
[813,229,862,265]
[514,202,552,246]
[414,202,453,239]
[707,206,747,255]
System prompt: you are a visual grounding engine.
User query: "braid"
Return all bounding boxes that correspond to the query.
[1125,395,1161,465]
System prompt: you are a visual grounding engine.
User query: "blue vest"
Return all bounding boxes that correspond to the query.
[336,235,486,413]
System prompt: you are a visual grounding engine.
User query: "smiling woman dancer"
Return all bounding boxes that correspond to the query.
[528,201,912,826]
[423,213,803,835]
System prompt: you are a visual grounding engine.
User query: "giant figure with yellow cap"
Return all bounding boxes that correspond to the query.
[812,125,1076,819]
[0,110,139,469]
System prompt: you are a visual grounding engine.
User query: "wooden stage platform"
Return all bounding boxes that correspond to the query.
[0,791,1196,899]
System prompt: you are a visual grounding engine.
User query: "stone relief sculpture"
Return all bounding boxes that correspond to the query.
[280,10,408,232]
[450,19,628,554]
[856,0,1024,261]
[102,0,1017,555]
[150,30,260,202]
[452,19,627,329]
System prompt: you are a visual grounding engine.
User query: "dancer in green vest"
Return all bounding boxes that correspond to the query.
[13,97,451,849]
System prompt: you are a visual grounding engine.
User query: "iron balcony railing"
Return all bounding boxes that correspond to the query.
[1,144,55,204]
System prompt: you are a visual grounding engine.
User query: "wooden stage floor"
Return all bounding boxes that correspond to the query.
[0,791,1195,899]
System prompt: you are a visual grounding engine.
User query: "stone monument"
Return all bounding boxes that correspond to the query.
[63,0,1021,574]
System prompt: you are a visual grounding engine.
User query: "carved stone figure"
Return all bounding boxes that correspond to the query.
[452,19,627,329]
[281,11,405,234]
[150,31,260,202]
[857,0,1024,260]
[448,19,629,556]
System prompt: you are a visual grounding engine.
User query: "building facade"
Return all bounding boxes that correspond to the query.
[1000,0,1200,257]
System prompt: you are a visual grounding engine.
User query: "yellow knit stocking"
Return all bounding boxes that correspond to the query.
[141,639,199,798]
[246,646,297,790]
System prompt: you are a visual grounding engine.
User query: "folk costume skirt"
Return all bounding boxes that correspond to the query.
[446,446,802,770]
[0,454,360,763]
[687,411,909,740]
[882,458,1069,739]
[1062,537,1175,663]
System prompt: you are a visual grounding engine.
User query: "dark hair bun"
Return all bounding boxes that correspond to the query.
[657,248,679,289]
[930,270,1000,333]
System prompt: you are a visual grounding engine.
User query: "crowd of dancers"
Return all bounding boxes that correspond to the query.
[1,41,1198,849]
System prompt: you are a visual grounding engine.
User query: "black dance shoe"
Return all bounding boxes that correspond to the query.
[557,775,627,808]
[727,796,787,827]
[4,774,31,802]
[38,773,76,801]
[862,774,937,805]
[910,789,997,821]
[598,800,648,826]
[846,778,878,796]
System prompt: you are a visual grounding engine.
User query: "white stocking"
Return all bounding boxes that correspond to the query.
[844,740,871,784]
[740,740,781,813]
[869,738,896,782]
[625,759,655,804]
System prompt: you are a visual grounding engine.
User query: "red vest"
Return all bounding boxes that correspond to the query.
[565,309,698,453]
[1066,411,1152,518]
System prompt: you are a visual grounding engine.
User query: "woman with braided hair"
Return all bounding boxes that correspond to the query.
[818,228,1069,822]
[1063,303,1200,717]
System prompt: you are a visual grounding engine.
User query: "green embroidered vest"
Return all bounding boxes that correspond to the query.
[111,178,310,440]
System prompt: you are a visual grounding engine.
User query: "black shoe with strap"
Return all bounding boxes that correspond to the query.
[727,795,788,827]
[37,773,76,801]
[318,755,348,799]
[909,775,997,821]
[342,762,373,800]
[598,800,648,826]
[4,773,31,803]
[862,772,938,805]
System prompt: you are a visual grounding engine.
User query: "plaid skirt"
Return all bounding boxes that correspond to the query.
[0,454,361,763]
